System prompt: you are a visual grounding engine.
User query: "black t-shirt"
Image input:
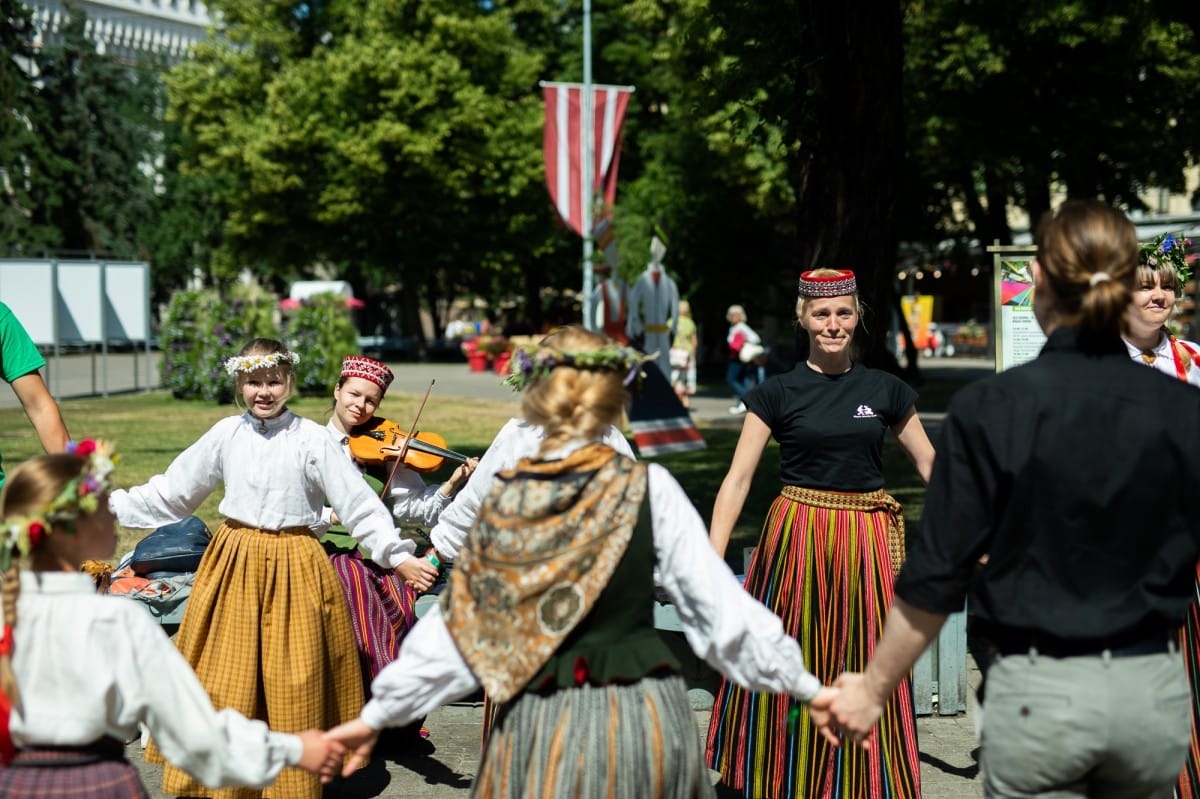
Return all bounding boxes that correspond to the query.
[743,363,917,491]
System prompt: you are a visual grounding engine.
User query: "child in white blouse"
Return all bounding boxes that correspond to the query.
[108,338,413,799]
[0,442,344,797]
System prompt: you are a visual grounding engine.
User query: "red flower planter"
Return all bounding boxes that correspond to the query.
[492,351,512,375]
[467,351,490,373]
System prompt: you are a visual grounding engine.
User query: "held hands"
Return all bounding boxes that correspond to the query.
[828,672,886,748]
[397,555,439,593]
[295,729,347,783]
[806,687,842,747]
[324,719,381,777]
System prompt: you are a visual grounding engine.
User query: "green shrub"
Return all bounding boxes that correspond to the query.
[285,293,360,395]
[160,286,278,402]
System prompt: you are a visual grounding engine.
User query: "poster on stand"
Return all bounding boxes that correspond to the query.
[990,245,1046,372]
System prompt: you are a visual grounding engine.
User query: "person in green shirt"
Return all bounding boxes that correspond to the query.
[0,302,70,486]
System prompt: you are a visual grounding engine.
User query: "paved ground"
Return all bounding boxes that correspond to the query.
[23,351,989,796]
[124,683,983,798]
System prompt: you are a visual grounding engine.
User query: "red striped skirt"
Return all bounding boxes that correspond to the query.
[705,488,922,799]
[329,549,417,682]
[1175,562,1200,799]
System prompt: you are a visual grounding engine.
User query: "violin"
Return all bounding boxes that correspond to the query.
[347,416,470,474]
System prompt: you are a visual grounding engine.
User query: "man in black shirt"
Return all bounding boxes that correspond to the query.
[829,200,1200,798]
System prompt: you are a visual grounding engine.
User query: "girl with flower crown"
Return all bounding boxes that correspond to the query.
[108,338,417,799]
[324,326,839,798]
[1123,233,1200,387]
[0,441,345,798]
[1124,236,1200,798]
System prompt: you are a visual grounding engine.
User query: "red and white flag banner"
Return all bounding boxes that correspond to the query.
[542,82,633,237]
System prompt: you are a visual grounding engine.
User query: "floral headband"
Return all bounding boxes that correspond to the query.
[503,345,650,392]
[1139,233,1192,290]
[223,351,300,376]
[0,439,119,571]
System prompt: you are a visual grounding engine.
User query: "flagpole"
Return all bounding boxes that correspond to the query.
[580,0,596,331]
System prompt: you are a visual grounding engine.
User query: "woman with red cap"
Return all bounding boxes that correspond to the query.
[705,269,935,799]
[316,356,477,703]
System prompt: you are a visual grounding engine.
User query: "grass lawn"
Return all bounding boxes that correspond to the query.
[0,371,969,567]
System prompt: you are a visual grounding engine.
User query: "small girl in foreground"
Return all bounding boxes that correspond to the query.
[0,441,344,797]
[109,339,416,799]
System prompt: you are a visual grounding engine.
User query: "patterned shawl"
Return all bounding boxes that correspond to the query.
[442,443,647,703]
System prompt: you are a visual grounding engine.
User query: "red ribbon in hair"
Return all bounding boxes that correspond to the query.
[0,623,13,765]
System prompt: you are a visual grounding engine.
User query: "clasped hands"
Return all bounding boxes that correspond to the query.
[807,671,888,749]
[292,722,380,782]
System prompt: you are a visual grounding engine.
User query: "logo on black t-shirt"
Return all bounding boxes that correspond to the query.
[854,404,877,419]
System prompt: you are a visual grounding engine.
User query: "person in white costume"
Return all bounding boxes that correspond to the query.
[626,232,680,376]
[325,327,838,798]
[0,441,344,797]
[108,338,413,799]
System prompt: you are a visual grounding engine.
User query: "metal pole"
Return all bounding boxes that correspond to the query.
[580,0,596,330]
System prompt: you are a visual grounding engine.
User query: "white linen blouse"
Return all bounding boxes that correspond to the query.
[361,454,821,731]
[10,572,300,789]
[109,410,416,568]
[428,419,634,561]
[1123,333,1200,388]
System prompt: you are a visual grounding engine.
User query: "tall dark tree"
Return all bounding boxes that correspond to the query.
[32,12,159,256]
[0,0,58,253]
[904,0,1200,245]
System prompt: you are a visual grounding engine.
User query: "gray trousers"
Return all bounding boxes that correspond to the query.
[981,647,1190,799]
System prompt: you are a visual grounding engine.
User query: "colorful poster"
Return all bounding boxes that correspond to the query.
[992,249,1046,372]
[900,295,935,350]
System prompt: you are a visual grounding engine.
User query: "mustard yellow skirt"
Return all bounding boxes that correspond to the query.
[146,522,362,799]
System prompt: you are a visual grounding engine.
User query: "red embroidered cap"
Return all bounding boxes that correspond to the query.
[340,355,394,391]
[797,269,858,298]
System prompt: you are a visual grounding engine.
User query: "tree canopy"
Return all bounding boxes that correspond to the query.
[7,0,1200,364]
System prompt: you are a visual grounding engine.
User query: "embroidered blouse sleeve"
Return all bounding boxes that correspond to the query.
[121,606,302,788]
[429,420,524,561]
[360,603,480,730]
[386,466,451,527]
[647,463,822,702]
[316,431,416,568]
[108,418,229,529]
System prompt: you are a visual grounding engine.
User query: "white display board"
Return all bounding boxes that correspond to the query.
[0,260,57,343]
[0,259,150,345]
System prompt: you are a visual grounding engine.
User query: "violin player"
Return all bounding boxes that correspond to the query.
[314,355,478,730]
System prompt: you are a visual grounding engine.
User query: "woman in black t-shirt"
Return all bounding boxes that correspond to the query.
[705,269,934,799]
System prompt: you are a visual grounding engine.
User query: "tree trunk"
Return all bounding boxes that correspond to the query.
[795,0,905,371]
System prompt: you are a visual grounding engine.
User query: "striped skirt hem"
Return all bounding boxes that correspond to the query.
[475,674,714,799]
[705,490,922,799]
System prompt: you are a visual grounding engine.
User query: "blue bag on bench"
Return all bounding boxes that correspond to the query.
[131,516,211,577]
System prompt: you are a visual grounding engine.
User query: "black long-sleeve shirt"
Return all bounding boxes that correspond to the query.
[898,327,1200,643]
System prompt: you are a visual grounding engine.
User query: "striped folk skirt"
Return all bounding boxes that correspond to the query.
[475,674,714,799]
[329,550,418,682]
[145,522,363,799]
[1176,562,1200,799]
[705,488,922,799]
[0,741,150,798]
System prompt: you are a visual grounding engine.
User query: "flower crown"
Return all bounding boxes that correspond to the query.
[1139,233,1192,290]
[223,351,300,376]
[503,344,650,392]
[0,439,119,571]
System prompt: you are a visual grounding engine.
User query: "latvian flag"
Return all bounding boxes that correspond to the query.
[541,82,633,236]
[628,362,706,456]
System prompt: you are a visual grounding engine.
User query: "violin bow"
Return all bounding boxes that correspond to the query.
[380,379,437,497]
